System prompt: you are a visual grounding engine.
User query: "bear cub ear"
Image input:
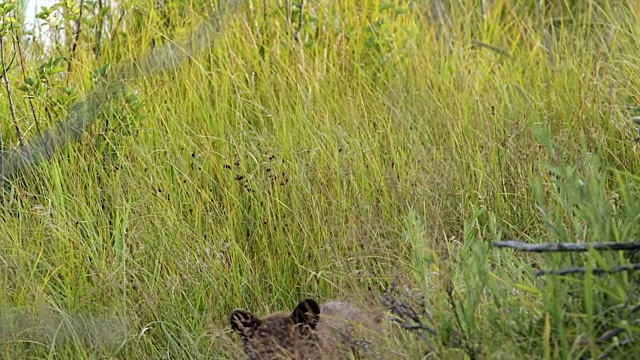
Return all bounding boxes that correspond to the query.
[291,299,321,329]
[230,309,261,339]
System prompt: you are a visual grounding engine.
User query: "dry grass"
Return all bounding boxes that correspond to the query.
[1,0,640,358]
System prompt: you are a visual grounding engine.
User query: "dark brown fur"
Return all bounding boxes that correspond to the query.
[230,299,383,359]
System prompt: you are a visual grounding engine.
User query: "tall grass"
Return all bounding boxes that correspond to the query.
[1,0,640,358]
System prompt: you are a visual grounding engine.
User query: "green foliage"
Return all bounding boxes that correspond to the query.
[1,0,640,358]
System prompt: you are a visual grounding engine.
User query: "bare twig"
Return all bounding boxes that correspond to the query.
[0,29,25,147]
[380,278,437,354]
[599,338,636,359]
[108,4,126,41]
[493,240,640,253]
[494,236,640,357]
[596,327,626,344]
[68,0,86,76]
[0,51,15,77]
[578,309,640,345]
[93,0,104,57]
[12,25,41,133]
[575,309,640,360]
[533,263,640,277]
[445,284,479,360]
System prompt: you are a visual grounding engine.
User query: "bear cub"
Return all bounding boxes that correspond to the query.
[230,298,384,359]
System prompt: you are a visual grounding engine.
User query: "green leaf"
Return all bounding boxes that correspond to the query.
[379,2,395,12]
[4,4,17,14]
[36,9,50,20]
[97,63,111,77]
[98,6,110,17]
[395,8,407,15]
[50,56,64,67]
[51,66,66,75]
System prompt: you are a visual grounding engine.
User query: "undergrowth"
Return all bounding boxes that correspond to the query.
[1,0,639,358]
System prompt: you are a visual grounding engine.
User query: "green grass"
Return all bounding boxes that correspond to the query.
[1,0,640,358]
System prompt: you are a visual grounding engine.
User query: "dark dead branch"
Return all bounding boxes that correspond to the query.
[0,35,25,147]
[596,327,626,345]
[493,240,640,253]
[67,0,86,76]
[533,263,640,277]
[598,337,636,359]
[494,238,640,358]
[380,278,437,354]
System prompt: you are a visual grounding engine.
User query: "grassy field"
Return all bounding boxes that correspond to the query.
[1,0,640,358]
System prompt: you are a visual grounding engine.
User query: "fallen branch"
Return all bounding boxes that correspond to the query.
[596,318,640,359]
[493,238,640,358]
[492,240,640,253]
[599,337,636,359]
[533,263,640,277]
[577,309,640,346]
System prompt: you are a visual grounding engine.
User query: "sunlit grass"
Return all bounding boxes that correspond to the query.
[1,0,640,358]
